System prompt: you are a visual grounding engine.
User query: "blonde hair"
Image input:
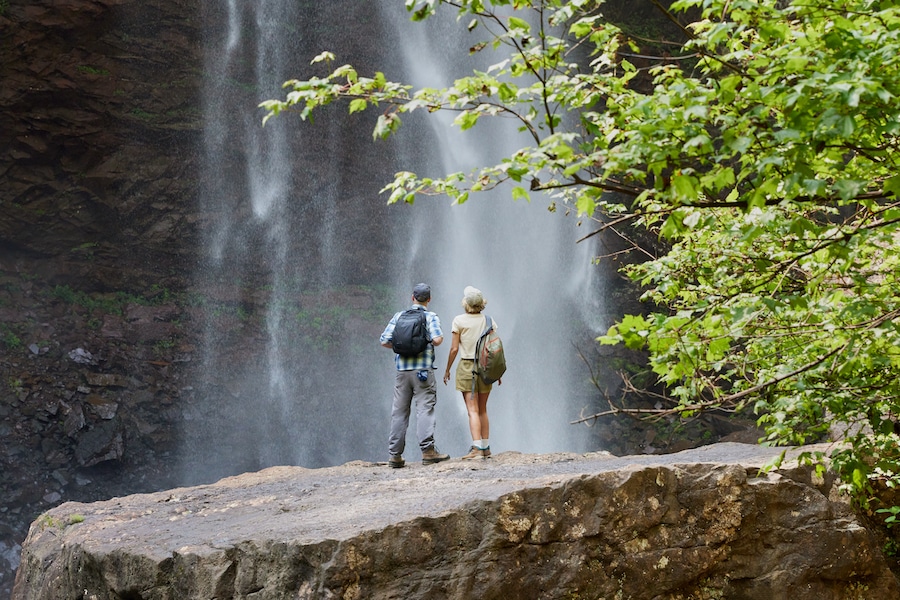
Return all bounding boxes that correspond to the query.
[461,286,486,314]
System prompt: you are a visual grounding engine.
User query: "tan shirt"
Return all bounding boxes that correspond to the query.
[451,313,499,359]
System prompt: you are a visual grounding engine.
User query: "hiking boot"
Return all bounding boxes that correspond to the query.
[388,454,405,469]
[461,446,482,460]
[481,446,491,459]
[421,446,450,465]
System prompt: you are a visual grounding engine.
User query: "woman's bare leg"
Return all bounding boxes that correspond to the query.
[463,391,482,442]
[476,391,491,440]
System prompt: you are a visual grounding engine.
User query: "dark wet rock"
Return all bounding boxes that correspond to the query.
[67,348,96,365]
[73,418,124,467]
[83,373,129,388]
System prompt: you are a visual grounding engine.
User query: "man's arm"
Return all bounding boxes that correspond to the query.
[380,313,398,348]
[427,312,443,347]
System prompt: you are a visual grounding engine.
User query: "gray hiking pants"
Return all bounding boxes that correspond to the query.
[388,369,437,456]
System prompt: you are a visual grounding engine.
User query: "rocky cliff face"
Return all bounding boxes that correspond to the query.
[0,0,201,289]
[0,0,394,289]
[12,444,900,600]
[1,1,203,596]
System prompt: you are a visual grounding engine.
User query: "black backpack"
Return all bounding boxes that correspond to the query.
[391,309,431,356]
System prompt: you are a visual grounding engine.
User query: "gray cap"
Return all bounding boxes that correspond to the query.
[413,283,431,302]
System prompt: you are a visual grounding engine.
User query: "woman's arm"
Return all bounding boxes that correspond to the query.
[443,331,460,385]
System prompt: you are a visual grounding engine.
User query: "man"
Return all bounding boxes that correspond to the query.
[380,283,450,468]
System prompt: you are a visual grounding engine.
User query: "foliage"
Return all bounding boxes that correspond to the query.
[36,513,84,530]
[77,65,110,77]
[261,0,900,502]
[48,285,181,316]
[1,324,22,350]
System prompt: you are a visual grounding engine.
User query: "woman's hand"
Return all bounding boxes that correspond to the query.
[444,332,460,386]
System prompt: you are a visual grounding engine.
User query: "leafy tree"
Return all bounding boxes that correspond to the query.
[261,0,900,505]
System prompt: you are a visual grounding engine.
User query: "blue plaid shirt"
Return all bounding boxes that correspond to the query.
[380,304,443,371]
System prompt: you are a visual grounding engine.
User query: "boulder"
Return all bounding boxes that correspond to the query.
[12,444,900,599]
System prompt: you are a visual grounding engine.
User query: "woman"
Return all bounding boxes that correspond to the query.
[442,286,501,459]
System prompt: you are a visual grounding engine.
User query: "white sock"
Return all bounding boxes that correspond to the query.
[473,439,482,448]
[480,439,489,449]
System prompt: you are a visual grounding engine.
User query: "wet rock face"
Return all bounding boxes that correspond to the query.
[0,0,202,288]
[0,271,193,599]
[11,447,900,600]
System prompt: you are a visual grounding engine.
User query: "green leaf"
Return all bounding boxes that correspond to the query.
[348,99,367,114]
[834,179,865,201]
[455,111,479,130]
[373,113,401,140]
[576,194,595,216]
[508,16,530,33]
[659,211,685,239]
[511,186,529,202]
[311,51,335,64]
[671,174,698,202]
[884,175,900,199]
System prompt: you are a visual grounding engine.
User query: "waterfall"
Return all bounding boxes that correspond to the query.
[191,1,303,480]
[186,1,608,483]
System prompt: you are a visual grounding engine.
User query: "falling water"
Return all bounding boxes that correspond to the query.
[375,3,606,455]
[185,1,610,483]
[188,1,391,481]
[191,1,300,480]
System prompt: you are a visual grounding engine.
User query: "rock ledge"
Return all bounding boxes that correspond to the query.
[13,443,900,599]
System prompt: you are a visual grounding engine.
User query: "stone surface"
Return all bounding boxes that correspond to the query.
[12,444,900,600]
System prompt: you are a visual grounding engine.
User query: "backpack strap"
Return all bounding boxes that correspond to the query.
[480,315,493,338]
[417,306,433,343]
[472,315,493,394]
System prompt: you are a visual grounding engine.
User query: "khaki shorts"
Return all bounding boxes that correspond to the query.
[455,359,493,393]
